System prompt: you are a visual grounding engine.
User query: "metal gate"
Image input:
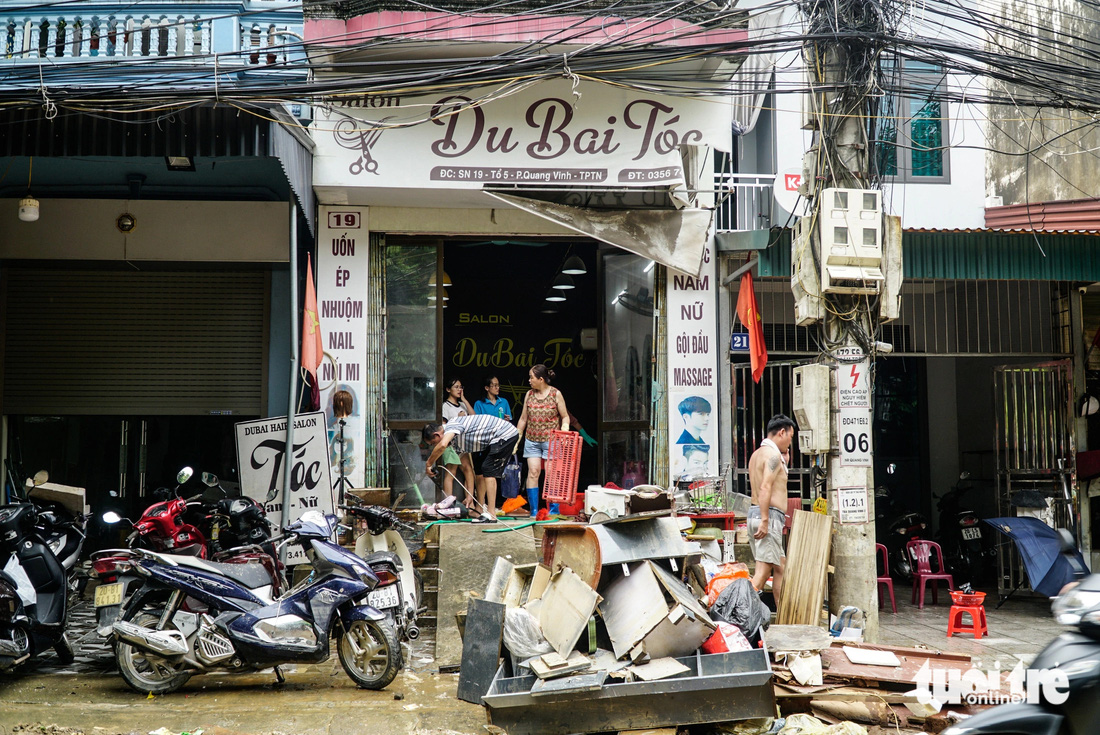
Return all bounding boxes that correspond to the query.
[732,360,816,505]
[993,360,1077,595]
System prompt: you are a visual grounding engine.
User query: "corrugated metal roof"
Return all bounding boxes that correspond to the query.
[986,199,1100,232]
[756,228,1100,282]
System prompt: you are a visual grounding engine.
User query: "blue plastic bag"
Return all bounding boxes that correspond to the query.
[501,456,521,499]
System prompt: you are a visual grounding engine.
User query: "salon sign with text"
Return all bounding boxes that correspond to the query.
[314,79,732,190]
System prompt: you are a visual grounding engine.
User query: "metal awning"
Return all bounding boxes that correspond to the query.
[487,192,713,276]
[756,228,1100,282]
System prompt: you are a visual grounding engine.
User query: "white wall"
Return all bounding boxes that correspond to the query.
[750,0,988,230]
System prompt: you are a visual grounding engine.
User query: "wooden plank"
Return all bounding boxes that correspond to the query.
[818,644,973,687]
[530,652,593,680]
[457,598,507,705]
[776,510,833,626]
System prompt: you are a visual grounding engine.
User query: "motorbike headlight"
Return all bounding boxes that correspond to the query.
[1052,588,1100,625]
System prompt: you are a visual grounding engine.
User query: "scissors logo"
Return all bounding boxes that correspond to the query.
[334,117,392,176]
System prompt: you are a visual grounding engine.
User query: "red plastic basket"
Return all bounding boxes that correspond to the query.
[949,590,986,606]
[543,430,582,504]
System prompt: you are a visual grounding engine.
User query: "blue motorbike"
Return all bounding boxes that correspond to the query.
[109,510,400,694]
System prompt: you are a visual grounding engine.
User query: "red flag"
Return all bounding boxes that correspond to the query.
[735,271,768,383]
[302,254,323,381]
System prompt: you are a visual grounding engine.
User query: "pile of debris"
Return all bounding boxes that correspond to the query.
[449,496,989,735]
[454,507,779,735]
[768,624,983,734]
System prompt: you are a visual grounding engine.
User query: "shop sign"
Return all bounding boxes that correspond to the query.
[317,205,370,493]
[314,79,732,191]
[668,243,718,482]
[837,356,872,467]
[234,412,334,564]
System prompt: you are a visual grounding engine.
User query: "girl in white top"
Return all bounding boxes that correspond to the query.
[441,377,476,507]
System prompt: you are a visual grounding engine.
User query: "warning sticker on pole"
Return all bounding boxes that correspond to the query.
[836,358,872,466]
[836,486,869,524]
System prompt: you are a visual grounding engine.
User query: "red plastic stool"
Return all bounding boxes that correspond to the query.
[947,591,988,639]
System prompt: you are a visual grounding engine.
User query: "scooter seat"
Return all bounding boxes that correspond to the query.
[173,556,274,590]
[203,560,275,590]
[361,550,402,570]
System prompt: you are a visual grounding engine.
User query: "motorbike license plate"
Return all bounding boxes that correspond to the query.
[368,585,401,610]
[961,527,982,540]
[94,581,124,608]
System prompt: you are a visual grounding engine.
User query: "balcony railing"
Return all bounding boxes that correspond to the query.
[1,4,302,64]
[4,15,210,59]
[715,172,775,232]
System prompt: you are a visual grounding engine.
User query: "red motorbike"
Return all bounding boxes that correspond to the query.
[90,467,283,635]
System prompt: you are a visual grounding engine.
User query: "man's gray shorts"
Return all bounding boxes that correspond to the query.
[748,506,786,566]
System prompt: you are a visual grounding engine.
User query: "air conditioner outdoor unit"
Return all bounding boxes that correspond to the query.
[820,188,884,295]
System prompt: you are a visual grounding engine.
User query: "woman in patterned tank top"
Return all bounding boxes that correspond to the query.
[515,364,570,516]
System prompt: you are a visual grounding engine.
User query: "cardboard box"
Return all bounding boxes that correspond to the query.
[347,487,391,506]
[28,482,88,516]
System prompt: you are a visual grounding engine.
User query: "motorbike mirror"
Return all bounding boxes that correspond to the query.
[32,470,48,486]
[886,463,896,475]
[1057,528,1076,554]
[102,511,123,524]
[176,466,194,485]
[201,472,219,487]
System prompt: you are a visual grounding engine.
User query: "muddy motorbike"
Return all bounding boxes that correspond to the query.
[109,510,400,693]
[92,468,282,635]
[0,502,74,670]
[340,498,423,642]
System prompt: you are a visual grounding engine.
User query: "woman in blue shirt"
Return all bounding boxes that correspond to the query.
[474,375,512,422]
[473,376,512,511]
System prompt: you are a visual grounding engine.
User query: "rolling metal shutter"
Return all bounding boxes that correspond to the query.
[2,270,268,415]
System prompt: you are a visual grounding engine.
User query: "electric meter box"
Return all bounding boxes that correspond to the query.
[820,187,884,295]
[792,364,832,454]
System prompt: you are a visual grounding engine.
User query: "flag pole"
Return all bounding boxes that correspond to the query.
[282,208,299,552]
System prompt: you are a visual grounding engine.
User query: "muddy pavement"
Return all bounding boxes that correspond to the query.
[0,601,485,735]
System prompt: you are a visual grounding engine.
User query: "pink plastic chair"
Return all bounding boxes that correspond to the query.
[783,497,802,537]
[907,539,954,609]
[876,543,897,614]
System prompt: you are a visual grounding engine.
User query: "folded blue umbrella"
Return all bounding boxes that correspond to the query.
[984,517,1087,598]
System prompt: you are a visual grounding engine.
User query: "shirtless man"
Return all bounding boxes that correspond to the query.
[748,414,796,606]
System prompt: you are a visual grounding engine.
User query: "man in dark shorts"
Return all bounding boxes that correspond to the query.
[423,414,520,520]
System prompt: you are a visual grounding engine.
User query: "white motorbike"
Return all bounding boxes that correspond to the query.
[339,499,422,642]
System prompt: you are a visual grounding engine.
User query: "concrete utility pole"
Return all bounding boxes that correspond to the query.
[799,7,884,641]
